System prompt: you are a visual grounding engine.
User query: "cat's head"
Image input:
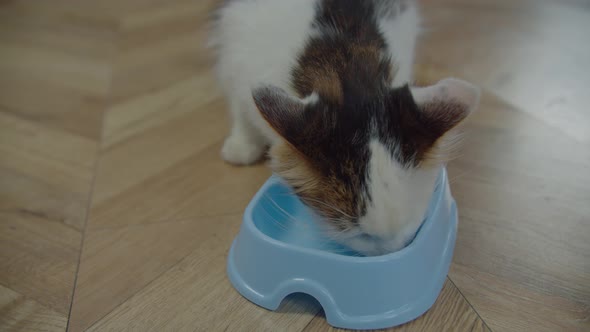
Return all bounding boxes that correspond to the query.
[253,78,480,255]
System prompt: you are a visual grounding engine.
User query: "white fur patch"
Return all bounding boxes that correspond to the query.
[211,0,318,143]
[347,140,439,255]
[377,3,420,87]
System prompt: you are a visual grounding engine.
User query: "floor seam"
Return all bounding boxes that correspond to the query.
[301,315,318,331]
[83,255,190,331]
[82,225,230,331]
[448,274,494,332]
[65,19,120,332]
[100,96,225,152]
[65,127,103,332]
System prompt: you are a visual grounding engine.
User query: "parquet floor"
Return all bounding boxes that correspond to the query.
[1,0,588,331]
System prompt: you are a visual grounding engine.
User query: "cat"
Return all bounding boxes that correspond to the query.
[209,0,480,255]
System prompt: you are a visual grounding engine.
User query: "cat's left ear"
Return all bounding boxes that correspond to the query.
[410,78,481,164]
[410,78,481,127]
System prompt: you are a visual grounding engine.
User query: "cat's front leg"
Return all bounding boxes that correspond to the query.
[221,97,267,165]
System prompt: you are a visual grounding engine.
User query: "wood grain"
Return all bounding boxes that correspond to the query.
[0,111,97,231]
[85,214,321,332]
[414,1,590,330]
[69,217,233,331]
[417,0,590,143]
[0,285,67,332]
[0,212,80,316]
[1,0,589,331]
[0,0,109,324]
[0,1,114,140]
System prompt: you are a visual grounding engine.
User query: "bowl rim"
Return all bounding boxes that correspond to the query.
[242,168,447,263]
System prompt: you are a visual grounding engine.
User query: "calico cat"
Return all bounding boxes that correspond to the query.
[209,0,480,255]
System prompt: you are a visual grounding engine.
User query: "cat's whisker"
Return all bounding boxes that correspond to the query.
[301,197,356,220]
[259,195,369,253]
[263,193,359,240]
[258,205,290,231]
[258,208,366,256]
[273,191,356,225]
[262,193,312,230]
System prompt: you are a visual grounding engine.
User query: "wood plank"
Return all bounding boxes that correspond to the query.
[89,99,228,211]
[88,57,269,229]
[102,75,221,147]
[0,0,108,326]
[450,264,589,332]
[0,285,67,332]
[0,106,94,317]
[443,92,590,331]
[0,108,96,231]
[0,1,114,139]
[417,0,590,142]
[89,141,270,229]
[69,218,232,331]
[0,212,81,315]
[0,111,97,196]
[109,0,217,101]
[415,50,590,330]
[86,214,320,332]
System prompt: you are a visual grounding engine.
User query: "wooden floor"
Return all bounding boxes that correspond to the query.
[1,0,589,331]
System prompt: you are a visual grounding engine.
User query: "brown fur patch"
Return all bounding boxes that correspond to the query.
[270,141,360,229]
[292,41,392,104]
[291,0,395,104]
[311,68,343,104]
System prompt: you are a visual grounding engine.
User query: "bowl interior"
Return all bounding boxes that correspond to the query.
[250,169,443,258]
[251,181,362,257]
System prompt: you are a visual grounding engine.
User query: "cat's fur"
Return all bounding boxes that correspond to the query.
[209,0,480,255]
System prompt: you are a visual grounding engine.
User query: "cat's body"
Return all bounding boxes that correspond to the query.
[210,0,480,255]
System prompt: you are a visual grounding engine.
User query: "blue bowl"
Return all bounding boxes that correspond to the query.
[227,168,457,330]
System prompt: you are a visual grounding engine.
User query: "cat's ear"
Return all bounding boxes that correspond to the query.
[411,78,480,128]
[410,78,481,164]
[252,85,313,145]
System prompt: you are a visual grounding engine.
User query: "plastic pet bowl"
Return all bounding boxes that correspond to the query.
[227,168,458,330]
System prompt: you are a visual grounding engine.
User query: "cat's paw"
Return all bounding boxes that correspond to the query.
[221,135,265,165]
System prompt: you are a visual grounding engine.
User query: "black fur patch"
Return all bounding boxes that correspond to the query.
[378,86,442,166]
[288,0,404,220]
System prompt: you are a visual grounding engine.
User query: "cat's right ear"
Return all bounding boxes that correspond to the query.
[252,85,311,145]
